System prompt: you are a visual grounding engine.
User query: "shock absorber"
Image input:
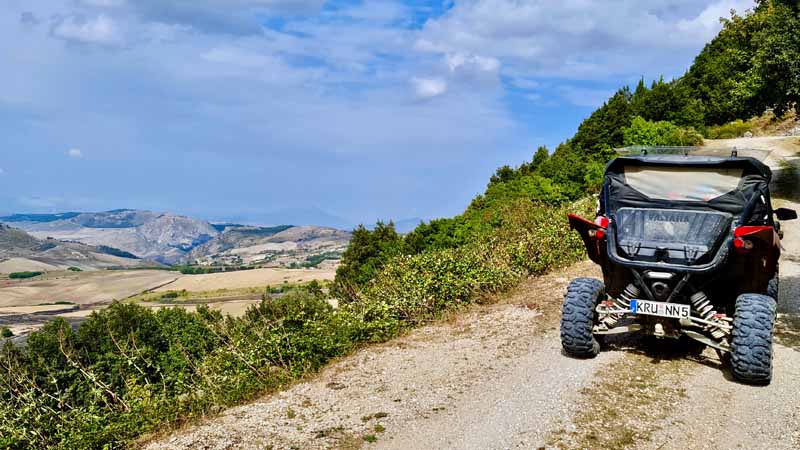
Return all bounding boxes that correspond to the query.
[689,291,727,339]
[600,283,640,329]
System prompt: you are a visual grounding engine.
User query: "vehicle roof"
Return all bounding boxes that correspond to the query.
[602,154,772,218]
[605,155,772,180]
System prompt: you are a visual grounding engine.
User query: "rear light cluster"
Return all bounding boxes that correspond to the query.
[733,237,754,250]
[733,225,772,252]
[588,216,610,239]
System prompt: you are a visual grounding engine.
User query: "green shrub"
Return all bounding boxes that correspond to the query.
[332,222,404,301]
[0,328,12,338]
[623,116,703,146]
[8,271,43,279]
[175,265,254,275]
[67,266,82,272]
[159,290,188,300]
[705,119,753,139]
[298,252,341,268]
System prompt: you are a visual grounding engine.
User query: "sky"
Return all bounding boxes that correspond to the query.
[0,0,755,228]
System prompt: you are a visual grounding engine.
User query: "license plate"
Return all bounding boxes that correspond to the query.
[629,299,690,319]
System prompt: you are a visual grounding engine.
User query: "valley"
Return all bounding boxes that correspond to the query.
[0,209,351,268]
[0,265,335,338]
[0,211,346,339]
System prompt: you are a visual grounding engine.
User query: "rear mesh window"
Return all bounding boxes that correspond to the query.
[623,166,744,202]
[615,208,732,264]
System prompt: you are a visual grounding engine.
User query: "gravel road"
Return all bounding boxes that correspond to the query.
[146,137,800,450]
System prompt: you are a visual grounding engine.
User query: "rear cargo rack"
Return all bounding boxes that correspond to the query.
[615,146,772,161]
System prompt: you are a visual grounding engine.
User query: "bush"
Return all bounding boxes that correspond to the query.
[175,265,254,275]
[8,271,43,279]
[332,222,404,301]
[706,119,753,139]
[159,290,188,300]
[67,266,82,272]
[1,328,12,338]
[623,116,703,146]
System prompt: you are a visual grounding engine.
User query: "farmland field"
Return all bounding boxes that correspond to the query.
[0,267,336,337]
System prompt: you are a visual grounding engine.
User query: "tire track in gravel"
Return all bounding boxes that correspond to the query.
[145,261,621,450]
[546,137,800,450]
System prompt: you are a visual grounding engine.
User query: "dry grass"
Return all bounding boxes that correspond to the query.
[153,267,335,292]
[748,110,797,136]
[0,269,177,308]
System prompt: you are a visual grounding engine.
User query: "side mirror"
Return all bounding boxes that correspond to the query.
[775,208,798,221]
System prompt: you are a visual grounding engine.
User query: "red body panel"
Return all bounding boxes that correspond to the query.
[567,214,605,264]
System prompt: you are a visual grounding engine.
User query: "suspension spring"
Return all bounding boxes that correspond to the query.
[600,283,640,329]
[689,291,727,339]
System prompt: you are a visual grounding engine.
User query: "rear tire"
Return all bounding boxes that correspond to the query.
[561,278,604,358]
[730,294,776,385]
[767,276,779,301]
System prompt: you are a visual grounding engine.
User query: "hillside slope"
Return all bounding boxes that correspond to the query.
[0,224,153,272]
[1,210,351,267]
[146,136,800,450]
[1,210,220,264]
[185,225,351,268]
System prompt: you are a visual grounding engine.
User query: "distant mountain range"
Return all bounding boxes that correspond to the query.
[0,223,153,273]
[1,210,218,264]
[0,209,351,268]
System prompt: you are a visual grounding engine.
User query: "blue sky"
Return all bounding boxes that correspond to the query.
[0,0,754,228]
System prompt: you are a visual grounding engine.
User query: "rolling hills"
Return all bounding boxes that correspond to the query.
[0,210,351,268]
[0,209,219,264]
[0,223,153,272]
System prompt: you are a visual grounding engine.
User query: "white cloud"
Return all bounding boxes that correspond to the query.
[112,0,327,35]
[67,148,84,159]
[79,0,127,7]
[418,0,756,81]
[411,77,448,99]
[51,15,124,46]
[445,52,500,74]
[677,0,753,37]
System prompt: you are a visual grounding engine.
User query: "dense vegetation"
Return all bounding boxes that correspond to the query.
[2,1,798,448]
[8,271,43,280]
[174,265,255,275]
[96,245,139,259]
[0,218,587,448]
[289,251,343,269]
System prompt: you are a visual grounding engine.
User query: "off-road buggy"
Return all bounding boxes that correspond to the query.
[561,147,797,384]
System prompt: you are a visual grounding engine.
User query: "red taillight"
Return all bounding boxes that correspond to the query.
[734,225,772,238]
[595,229,606,239]
[595,216,610,228]
[733,237,754,251]
[733,225,771,252]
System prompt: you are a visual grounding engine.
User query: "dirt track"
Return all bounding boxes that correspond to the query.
[147,137,800,450]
